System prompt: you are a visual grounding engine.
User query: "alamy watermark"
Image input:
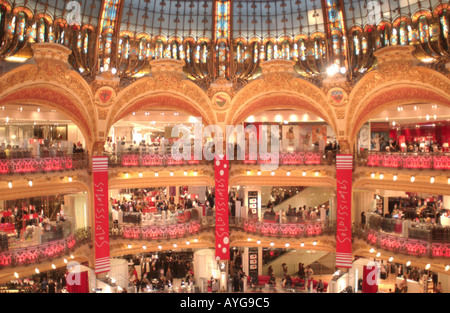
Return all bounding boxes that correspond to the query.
[367,1,382,25]
[66,261,82,286]
[66,1,82,26]
[170,118,280,171]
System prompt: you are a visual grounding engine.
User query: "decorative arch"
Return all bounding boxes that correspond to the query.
[228,77,337,133]
[0,63,97,151]
[107,76,215,134]
[347,67,450,146]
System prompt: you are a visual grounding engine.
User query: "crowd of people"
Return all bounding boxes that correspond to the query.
[128,253,194,292]
[261,204,329,223]
[378,139,446,153]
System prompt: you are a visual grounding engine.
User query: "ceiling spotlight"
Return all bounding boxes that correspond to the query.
[430,177,435,184]
[271,171,275,176]
[370,248,375,253]
[64,259,68,264]
[257,240,261,244]
[379,173,384,180]
[376,252,381,257]
[128,244,132,249]
[28,180,33,187]
[410,176,415,183]
[194,171,198,176]
[406,261,411,267]
[448,177,450,185]
[445,265,450,271]
[35,268,39,274]
[247,238,251,241]
[300,242,305,247]
[14,272,19,278]
[425,264,431,270]
[194,239,198,243]
[285,243,290,248]
[143,245,147,250]
[393,175,398,181]
[52,264,56,269]
[170,172,174,176]
[68,176,73,182]
[286,171,291,176]
[371,173,375,178]
[257,171,261,176]
[158,245,162,249]
[186,241,190,245]
[8,181,12,189]
[270,242,274,247]
[139,172,143,178]
[302,171,306,176]
[70,255,74,259]
[389,257,394,262]
[315,171,319,176]
[184,171,188,176]
[173,244,178,248]
[313,241,317,246]
[155,172,159,177]
[246,170,251,175]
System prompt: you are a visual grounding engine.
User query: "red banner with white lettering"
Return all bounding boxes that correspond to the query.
[93,156,110,274]
[335,155,353,268]
[214,156,230,261]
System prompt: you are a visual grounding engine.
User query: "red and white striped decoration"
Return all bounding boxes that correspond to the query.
[335,154,353,268]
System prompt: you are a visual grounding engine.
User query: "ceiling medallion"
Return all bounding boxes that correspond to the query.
[95,87,116,107]
[212,92,231,109]
[327,87,348,107]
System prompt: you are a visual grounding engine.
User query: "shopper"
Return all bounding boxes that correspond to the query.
[317,279,325,293]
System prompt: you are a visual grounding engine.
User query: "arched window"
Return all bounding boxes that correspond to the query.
[236,41,244,63]
[37,18,47,43]
[16,12,26,42]
[390,27,398,45]
[353,33,360,56]
[292,42,299,61]
[201,43,209,63]
[399,22,408,45]
[266,42,274,60]
[155,40,164,59]
[298,39,306,61]
[138,38,146,60]
[83,31,89,54]
[179,44,185,60]
[282,41,290,60]
[419,16,429,43]
[440,11,449,40]
[172,42,178,59]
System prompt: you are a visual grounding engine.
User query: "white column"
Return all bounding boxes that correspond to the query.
[258,247,263,276]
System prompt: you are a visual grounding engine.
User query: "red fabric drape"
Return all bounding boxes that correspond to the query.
[66,271,89,293]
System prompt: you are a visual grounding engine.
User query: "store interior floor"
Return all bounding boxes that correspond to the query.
[137,274,429,293]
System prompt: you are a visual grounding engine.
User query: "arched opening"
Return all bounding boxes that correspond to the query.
[353,101,450,248]
[0,103,87,165]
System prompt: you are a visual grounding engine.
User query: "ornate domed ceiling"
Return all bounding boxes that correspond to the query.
[0,0,449,89]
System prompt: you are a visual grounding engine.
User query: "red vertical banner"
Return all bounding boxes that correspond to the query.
[335,154,353,268]
[93,156,110,274]
[214,156,230,261]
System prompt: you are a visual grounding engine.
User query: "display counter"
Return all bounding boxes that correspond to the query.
[395,277,421,293]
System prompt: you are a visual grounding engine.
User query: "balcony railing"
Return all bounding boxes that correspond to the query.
[0,153,89,175]
[358,152,450,170]
[106,151,331,167]
[358,214,450,258]
[0,227,91,268]
[106,152,207,167]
